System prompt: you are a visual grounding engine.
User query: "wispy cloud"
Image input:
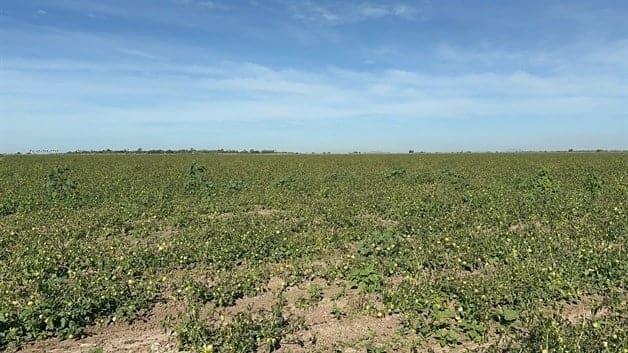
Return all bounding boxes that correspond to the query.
[359,4,418,19]
[4,55,625,152]
[290,1,423,25]
[2,0,627,152]
[442,40,628,76]
[116,48,165,61]
[3,51,626,128]
[175,0,230,10]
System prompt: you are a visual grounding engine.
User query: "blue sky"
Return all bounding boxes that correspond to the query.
[1,0,627,152]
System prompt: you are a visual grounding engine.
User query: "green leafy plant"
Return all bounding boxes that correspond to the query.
[493,307,521,326]
[173,304,293,353]
[0,197,18,216]
[185,162,213,195]
[348,264,382,293]
[45,167,77,199]
[357,230,404,258]
[226,180,247,192]
[274,176,296,188]
[385,167,406,179]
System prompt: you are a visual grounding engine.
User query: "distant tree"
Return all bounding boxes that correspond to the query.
[409,150,414,154]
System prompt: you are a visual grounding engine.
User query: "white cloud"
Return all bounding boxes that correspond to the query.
[390,4,417,17]
[290,2,339,23]
[2,54,626,129]
[360,6,389,18]
[116,48,165,60]
[360,4,418,19]
[290,2,422,25]
[193,0,229,10]
[432,40,628,76]
[175,0,229,10]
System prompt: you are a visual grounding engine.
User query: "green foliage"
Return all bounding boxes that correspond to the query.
[499,313,628,353]
[0,152,626,351]
[348,264,382,293]
[45,167,78,199]
[384,167,406,179]
[226,180,247,192]
[185,162,213,195]
[274,176,296,188]
[357,230,404,258]
[493,307,520,326]
[585,170,603,195]
[173,304,293,353]
[307,284,323,302]
[532,168,559,194]
[0,197,18,216]
[459,320,485,342]
[180,270,268,307]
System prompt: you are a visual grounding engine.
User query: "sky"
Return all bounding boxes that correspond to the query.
[1,0,627,153]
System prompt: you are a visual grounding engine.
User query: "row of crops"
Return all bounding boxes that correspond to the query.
[0,153,626,352]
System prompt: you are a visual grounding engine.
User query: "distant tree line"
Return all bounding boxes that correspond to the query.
[9,148,623,156]
[63,148,279,155]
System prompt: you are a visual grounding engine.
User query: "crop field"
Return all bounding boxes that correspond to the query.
[0,153,626,353]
